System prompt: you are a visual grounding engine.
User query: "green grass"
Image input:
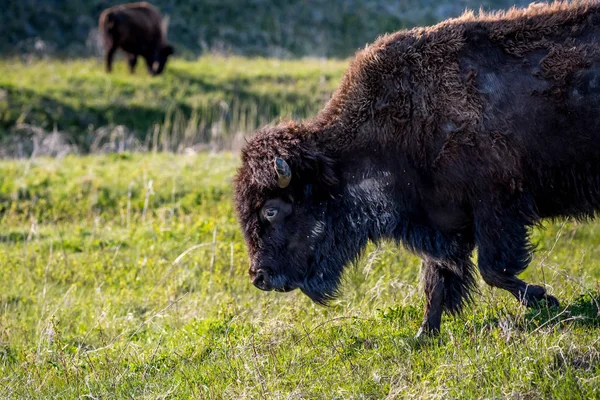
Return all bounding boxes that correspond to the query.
[0,153,599,398]
[0,57,347,150]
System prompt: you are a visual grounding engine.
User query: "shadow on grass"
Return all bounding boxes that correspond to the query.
[403,292,600,345]
[524,293,600,329]
[1,85,182,147]
[0,231,47,243]
[1,68,320,151]
[168,66,317,117]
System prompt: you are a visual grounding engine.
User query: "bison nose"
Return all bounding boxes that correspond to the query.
[251,269,273,291]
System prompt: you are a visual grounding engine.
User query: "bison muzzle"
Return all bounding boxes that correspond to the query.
[234,1,600,335]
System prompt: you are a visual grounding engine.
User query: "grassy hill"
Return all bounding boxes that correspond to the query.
[0,57,347,154]
[0,153,598,398]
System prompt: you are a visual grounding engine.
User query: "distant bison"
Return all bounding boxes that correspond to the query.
[99,2,174,75]
[234,1,600,335]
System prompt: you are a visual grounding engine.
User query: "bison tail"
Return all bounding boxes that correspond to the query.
[105,13,117,33]
[98,11,119,50]
[99,11,118,36]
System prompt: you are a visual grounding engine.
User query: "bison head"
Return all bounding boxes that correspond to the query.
[233,122,359,304]
[153,44,175,75]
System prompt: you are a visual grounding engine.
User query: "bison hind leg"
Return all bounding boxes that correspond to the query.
[417,257,477,337]
[105,45,118,73]
[475,208,560,309]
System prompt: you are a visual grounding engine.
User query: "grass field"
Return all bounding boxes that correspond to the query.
[0,153,599,398]
[0,57,346,151]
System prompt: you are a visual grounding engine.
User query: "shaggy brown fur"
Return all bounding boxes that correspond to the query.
[99,2,174,75]
[234,1,600,335]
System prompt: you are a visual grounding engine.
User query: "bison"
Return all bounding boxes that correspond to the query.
[233,1,600,335]
[99,2,174,75]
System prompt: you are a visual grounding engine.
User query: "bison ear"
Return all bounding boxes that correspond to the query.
[314,151,338,189]
[301,148,338,192]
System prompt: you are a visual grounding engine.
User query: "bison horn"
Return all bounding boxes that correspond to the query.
[273,157,291,188]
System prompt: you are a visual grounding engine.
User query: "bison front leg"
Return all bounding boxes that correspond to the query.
[127,54,138,74]
[144,56,157,76]
[417,256,476,337]
[475,211,560,308]
[417,260,445,336]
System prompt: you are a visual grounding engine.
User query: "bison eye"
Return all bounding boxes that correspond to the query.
[263,207,279,222]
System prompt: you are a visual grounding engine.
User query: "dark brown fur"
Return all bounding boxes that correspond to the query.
[234,1,600,335]
[99,2,174,76]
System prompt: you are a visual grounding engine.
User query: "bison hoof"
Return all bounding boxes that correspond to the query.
[536,294,560,308]
[521,286,560,308]
[415,324,440,338]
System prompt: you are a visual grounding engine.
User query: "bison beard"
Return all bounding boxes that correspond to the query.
[234,1,600,335]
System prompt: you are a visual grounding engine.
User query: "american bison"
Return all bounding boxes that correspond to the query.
[234,1,600,335]
[99,2,174,75]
